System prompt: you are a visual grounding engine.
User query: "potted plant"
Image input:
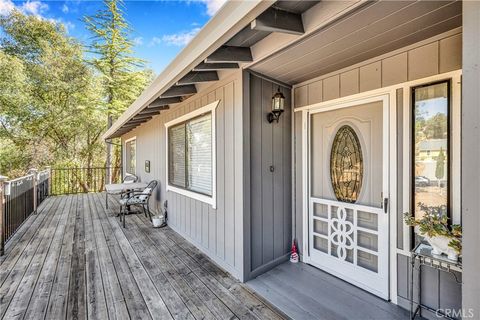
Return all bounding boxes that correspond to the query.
[404,204,461,261]
[152,208,166,228]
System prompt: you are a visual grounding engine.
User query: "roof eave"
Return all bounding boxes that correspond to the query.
[102,0,273,140]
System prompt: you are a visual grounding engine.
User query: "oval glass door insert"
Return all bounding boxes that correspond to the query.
[330,125,363,203]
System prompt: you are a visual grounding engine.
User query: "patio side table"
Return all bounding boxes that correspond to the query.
[410,242,462,320]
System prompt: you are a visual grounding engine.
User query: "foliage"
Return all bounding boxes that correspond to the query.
[83,0,153,176]
[0,3,152,182]
[0,11,106,178]
[404,204,462,254]
[435,147,445,180]
[84,0,153,118]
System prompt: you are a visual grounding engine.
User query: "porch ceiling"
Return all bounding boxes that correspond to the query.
[249,0,462,85]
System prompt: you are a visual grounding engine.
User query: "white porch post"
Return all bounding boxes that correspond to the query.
[462,1,480,318]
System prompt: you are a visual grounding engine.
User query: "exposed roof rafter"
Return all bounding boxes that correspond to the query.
[177,71,219,85]
[251,7,305,35]
[205,46,253,63]
[160,85,197,98]
[193,62,239,71]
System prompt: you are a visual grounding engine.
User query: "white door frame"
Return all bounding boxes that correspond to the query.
[299,90,398,302]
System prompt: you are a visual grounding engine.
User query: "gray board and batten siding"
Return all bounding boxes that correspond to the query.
[244,71,293,281]
[292,30,462,317]
[122,71,246,280]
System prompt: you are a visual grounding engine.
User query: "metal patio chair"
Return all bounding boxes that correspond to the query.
[119,180,158,228]
[105,174,139,209]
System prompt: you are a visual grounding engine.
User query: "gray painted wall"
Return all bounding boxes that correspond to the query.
[397,254,462,320]
[121,71,246,280]
[462,1,480,317]
[291,30,462,313]
[247,72,292,279]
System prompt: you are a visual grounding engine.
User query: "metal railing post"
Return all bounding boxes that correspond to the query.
[28,169,38,214]
[0,175,8,256]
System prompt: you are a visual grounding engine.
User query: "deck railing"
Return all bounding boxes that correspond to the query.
[0,166,122,255]
[50,167,122,195]
[0,169,50,255]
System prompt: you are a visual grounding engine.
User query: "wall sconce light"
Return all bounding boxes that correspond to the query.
[267,87,285,123]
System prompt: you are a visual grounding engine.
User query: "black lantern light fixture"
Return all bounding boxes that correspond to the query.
[267,87,285,123]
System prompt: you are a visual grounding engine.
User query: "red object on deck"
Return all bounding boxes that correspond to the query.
[290,241,299,263]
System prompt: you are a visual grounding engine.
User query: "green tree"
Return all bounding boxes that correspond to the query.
[435,147,446,185]
[0,11,106,183]
[84,0,153,181]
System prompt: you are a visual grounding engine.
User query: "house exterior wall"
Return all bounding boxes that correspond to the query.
[121,71,246,280]
[245,72,292,280]
[292,29,462,313]
[461,1,480,317]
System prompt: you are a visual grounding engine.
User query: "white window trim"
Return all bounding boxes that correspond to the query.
[165,100,219,209]
[124,136,137,176]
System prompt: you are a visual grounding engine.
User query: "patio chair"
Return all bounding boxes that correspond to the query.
[119,180,158,228]
[105,174,139,209]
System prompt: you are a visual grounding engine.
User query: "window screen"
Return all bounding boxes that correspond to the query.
[168,112,212,196]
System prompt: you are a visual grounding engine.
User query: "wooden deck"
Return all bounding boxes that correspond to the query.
[247,262,410,320]
[0,193,285,320]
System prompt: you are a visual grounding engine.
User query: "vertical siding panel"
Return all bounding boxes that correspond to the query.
[224,82,235,266]
[283,87,292,254]
[195,99,203,241]
[250,75,263,270]
[273,84,285,259]
[208,91,217,252]
[207,92,215,104]
[294,110,303,254]
[215,87,225,260]
[200,96,209,246]
[234,78,243,269]
[323,75,340,101]
[202,203,208,247]
[261,80,274,264]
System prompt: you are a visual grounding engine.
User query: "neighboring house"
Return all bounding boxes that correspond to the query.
[103,1,479,318]
[418,139,448,161]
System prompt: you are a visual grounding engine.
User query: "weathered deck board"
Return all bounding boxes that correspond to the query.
[0,193,285,320]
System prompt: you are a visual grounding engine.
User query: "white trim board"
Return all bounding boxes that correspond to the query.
[302,93,392,300]
[164,100,219,209]
[124,136,137,176]
[295,69,462,305]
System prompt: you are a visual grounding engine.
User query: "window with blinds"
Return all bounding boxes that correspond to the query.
[125,139,136,174]
[168,112,212,196]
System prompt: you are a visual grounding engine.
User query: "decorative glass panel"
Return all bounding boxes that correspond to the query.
[413,81,449,223]
[330,125,363,203]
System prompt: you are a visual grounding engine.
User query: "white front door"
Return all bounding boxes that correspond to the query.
[307,95,389,299]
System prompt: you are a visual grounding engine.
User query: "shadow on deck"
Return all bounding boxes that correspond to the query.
[247,262,410,320]
[0,193,285,320]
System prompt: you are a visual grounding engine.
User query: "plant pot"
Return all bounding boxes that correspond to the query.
[152,215,165,228]
[424,235,459,261]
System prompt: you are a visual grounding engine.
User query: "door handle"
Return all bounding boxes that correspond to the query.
[383,198,389,214]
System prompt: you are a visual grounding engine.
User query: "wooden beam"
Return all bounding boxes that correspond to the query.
[146,105,170,112]
[148,96,182,108]
[161,85,197,98]
[125,119,147,125]
[205,46,253,63]
[193,62,239,71]
[177,71,219,85]
[251,7,304,35]
[138,109,161,116]
[131,116,152,122]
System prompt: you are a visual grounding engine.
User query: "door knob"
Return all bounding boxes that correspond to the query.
[383,198,389,214]
[269,165,275,173]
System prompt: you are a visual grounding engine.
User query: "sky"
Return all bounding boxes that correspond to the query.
[0,0,227,74]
